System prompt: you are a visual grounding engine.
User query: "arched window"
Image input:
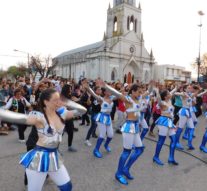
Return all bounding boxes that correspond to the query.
[111,70,115,81]
[111,68,117,81]
[130,16,134,31]
[134,19,137,32]
[113,16,117,32]
[144,71,149,83]
[127,16,130,30]
[124,74,127,83]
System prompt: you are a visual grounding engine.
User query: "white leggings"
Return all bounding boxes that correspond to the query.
[97,122,114,138]
[122,133,143,149]
[178,116,194,129]
[157,125,176,136]
[26,165,70,191]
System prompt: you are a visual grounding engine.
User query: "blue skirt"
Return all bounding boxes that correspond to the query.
[155,116,175,129]
[179,108,191,118]
[121,120,139,134]
[19,146,63,172]
[95,112,111,126]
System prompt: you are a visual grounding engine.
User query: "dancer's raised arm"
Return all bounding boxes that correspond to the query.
[60,97,87,118]
[83,82,103,102]
[0,109,44,128]
[197,89,207,97]
[170,86,177,95]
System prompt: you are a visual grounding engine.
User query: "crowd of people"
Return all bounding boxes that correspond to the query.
[0,75,207,190]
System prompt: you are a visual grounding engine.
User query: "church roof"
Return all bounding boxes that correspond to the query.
[55,41,105,58]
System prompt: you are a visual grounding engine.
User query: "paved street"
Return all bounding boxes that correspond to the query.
[0,116,207,191]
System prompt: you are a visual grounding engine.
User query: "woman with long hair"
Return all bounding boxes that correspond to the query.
[92,82,147,183]
[85,84,116,158]
[114,84,145,185]
[153,87,178,166]
[0,88,86,191]
[175,85,207,150]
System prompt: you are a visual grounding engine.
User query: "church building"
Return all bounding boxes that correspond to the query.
[54,0,155,83]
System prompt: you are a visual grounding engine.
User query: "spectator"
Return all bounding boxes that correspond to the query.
[85,86,102,146]
[61,84,78,152]
[4,88,31,142]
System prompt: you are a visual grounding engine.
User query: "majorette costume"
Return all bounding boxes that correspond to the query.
[153,99,178,166]
[115,95,144,185]
[93,96,115,158]
[19,108,72,191]
[175,93,195,150]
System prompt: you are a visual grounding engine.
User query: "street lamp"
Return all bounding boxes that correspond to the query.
[197,10,204,83]
[13,49,30,69]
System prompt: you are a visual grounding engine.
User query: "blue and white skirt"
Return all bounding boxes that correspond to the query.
[95,112,111,126]
[179,108,191,118]
[155,116,175,129]
[19,146,63,172]
[121,120,139,134]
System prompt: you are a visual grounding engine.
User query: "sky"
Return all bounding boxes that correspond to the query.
[0,0,206,75]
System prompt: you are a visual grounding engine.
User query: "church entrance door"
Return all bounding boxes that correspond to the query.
[127,72,132,83]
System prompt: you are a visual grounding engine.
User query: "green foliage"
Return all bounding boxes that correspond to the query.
[0,69,6,78]
[7,65,27,78]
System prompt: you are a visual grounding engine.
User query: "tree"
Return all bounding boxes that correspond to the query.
[29,55,58,80]
[18,63,28,75]
[191,53,207,81]
[7,65,27,79]
[199,53,207,76]
[0,69,7,79]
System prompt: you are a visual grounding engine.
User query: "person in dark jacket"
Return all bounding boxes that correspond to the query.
[84,86,102,146]
[79,89,91,126]
[61,84,77,152]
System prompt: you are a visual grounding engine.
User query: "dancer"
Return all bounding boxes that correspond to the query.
[182,85,199,140]
[114,84,145,185]
[0,88,86,191]
[153,86,178,166]
[174,85,195,150]
[84,82,116,158]
[175,85,207,150]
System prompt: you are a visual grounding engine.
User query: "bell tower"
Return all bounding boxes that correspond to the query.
[106,0,141,38]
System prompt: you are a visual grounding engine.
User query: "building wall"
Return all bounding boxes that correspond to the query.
[154,65,191,83]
